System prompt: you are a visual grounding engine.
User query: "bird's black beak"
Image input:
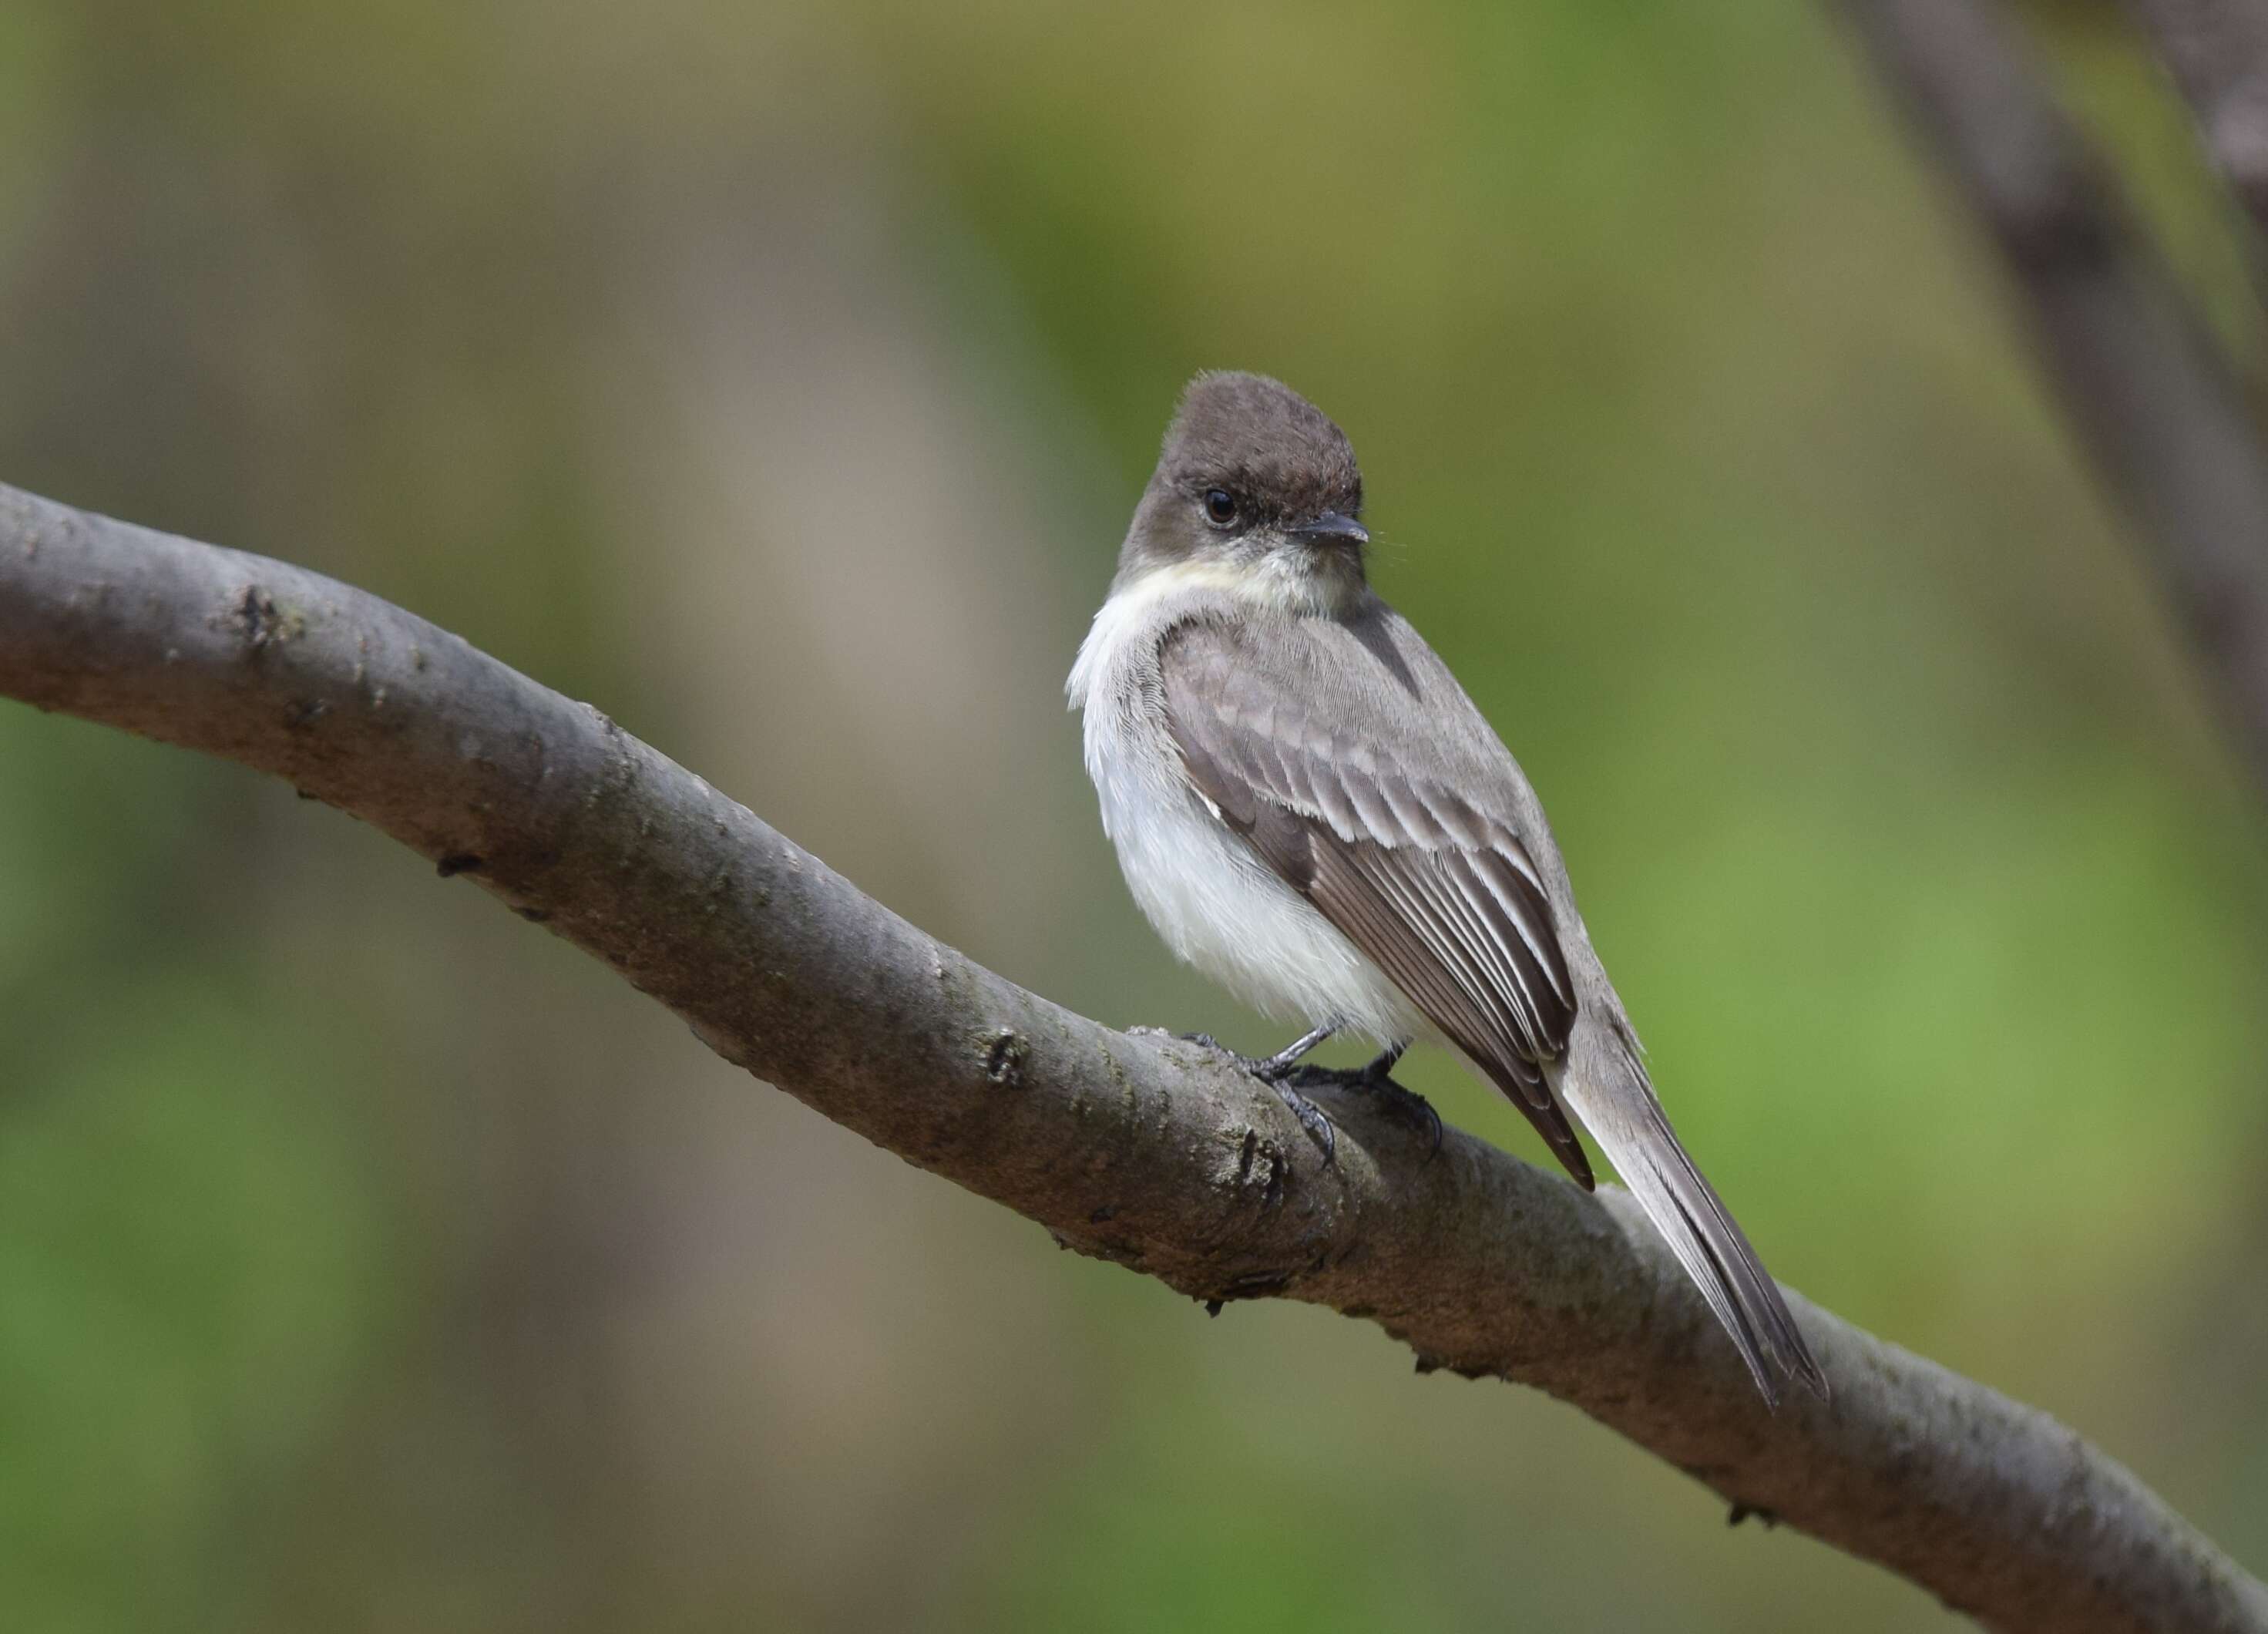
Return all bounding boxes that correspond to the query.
[1289,511,1369,548]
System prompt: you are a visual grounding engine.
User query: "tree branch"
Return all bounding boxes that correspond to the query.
[1842,0,2268,799]
[0,481,2260,1634]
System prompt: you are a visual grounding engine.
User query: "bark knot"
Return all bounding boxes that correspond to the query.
[984,1027,1028,1087]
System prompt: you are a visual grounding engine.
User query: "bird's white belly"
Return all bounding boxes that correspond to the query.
[1080,698,1423,1047]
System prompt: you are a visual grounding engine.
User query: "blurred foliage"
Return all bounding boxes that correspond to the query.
[3,1,2266,1629]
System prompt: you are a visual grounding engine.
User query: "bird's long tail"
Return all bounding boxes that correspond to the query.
[1554,1044,1826,1408]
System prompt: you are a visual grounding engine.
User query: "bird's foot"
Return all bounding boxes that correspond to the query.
[1175,1027,1327,1083]
[1266,1078,1337,1166]
[1359,1074,1444,1162]
[1286,1046,1442,1162]
[1176,1030,1339,1164]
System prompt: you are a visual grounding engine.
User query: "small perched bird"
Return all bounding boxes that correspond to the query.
[1067,371,1825,1406]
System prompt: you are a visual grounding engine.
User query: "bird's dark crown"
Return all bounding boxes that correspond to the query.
[1155,371,1363,523]
[1113,372,1369,595]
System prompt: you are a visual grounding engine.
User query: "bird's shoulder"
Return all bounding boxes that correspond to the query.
[1160,595,1540,837]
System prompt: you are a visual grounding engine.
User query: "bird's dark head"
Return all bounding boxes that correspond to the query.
[1117,372,1368,610]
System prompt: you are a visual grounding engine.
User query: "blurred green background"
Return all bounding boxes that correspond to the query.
[4,2,2266,1629]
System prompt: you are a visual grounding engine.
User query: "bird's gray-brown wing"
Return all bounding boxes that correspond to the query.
[1158,613,1593,1188]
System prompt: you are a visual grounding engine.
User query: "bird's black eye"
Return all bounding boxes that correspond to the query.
[1202,489,1240,528]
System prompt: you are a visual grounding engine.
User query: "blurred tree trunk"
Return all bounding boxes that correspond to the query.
[1842,0,2268,799]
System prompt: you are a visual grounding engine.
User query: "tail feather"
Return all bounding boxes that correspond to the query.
[1559,1062,1826,1407]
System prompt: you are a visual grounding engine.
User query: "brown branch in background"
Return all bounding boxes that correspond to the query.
[2124,0,2268,238]
[2,483,2263,1632]
[1842,0,2268,799]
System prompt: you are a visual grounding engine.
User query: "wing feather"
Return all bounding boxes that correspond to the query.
[1161,617,1591,1186]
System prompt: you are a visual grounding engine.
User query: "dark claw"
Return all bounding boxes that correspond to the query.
[1268,1078,1337,1165]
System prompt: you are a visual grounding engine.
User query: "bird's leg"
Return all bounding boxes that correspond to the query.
[1356,1041,1405,1081]
[1172,1023,1333,1081]
[1249,1024,1336,1081]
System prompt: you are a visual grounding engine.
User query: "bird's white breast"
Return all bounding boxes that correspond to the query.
[1066,564,1424,1046]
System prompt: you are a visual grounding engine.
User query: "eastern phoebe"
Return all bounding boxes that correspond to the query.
[1068,371,1825,1406]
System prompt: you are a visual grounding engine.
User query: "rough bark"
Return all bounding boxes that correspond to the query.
[1843,0,2268,799]
[2,482,2261,1629]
